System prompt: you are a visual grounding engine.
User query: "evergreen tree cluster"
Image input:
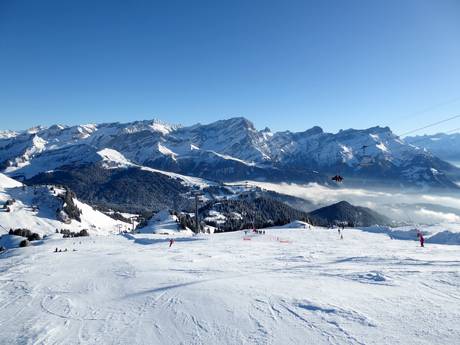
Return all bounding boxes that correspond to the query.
[308,201,391,227]
[27,164,193,213]
[200,197,312,232]
[8,228,41,241]
[60,188,82,222]
[57,229,89,238]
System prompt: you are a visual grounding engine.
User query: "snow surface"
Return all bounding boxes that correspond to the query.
[137,209,193,235]
[358,224,460,244]
[97,148,134,168]
[0,234,26,249]
[140,166,214,189]
[157,143,177,160]
[206,150,257,166]
[1,226,459,344]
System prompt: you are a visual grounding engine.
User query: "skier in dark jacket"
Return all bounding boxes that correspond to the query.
[417,231,425,247]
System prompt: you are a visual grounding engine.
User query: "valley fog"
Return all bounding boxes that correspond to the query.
[239,181,460,225]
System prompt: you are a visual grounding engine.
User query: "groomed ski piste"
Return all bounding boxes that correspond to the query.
[1,171,460,345]
[1,226,460,344]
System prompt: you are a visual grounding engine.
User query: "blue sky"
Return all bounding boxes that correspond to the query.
[1,0,459,134]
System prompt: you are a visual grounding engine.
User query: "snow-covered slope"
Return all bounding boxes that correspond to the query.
[0,172,22,189]
[359,223,460,245]
[97,148,136,169]
[1,226,459,344]
[0,173,130,236]
[4,144,101,178]
[137,209,193,235]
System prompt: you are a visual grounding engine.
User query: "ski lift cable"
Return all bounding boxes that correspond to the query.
[350,119,460,169]
[379,125,460,157]
[333,111,460,172]
[340,114,460,165]
[402,126,460,148]
[398,114,460,137]
[362,117,460,158]
[330,110,460,175]
[354,120,459,160]
[443,126,460,135]
[397,95,460,121]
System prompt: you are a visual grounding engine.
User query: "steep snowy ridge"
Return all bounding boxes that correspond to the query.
[0,130,18,139]
[1,117,459,188]
[97,148,135,169]
[4,144,102,178]
[0,173,130,236]
[0,172,22,188]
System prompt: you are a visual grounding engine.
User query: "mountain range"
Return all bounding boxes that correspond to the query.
[1,117,459,193]
[406,133,460,165]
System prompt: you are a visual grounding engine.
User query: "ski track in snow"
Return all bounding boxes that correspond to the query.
[1,228,460,344]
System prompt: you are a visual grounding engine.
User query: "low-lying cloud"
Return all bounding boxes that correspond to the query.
[238,181,460,225]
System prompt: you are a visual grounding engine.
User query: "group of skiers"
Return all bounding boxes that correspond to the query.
[54,247,77,253]
[253,229,266,235]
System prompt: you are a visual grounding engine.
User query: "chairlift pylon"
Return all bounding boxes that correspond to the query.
[360,145,374,167]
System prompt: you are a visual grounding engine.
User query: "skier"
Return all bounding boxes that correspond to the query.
[417,231,425,247]
[169,239,175,248]
[331,175,344,183]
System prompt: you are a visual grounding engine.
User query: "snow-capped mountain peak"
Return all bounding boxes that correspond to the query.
[1,117,459,189]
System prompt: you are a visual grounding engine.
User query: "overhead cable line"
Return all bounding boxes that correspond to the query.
[398,95,460,121]
[398,114,460,137]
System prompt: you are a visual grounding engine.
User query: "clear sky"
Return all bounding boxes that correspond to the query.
[1,0,459,135]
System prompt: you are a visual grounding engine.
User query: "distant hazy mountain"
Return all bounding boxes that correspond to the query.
[1,117,459,189]
[405,132,460,164]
